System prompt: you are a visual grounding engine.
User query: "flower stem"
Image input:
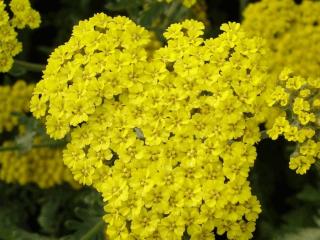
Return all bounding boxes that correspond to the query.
[14,60,45,72]
[239,0,249,20]
[0,140,67,152]
[80,220,105,240]
[260,130,269,140]
[162,1,181,29]
[0,146,20,152]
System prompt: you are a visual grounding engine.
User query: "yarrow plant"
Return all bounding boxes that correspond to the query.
[29,13,280,239]
[242,0,320,175]
[267,69,320,174]
[0,81,34,133]
[0,138,77,188]
[0,81,78,188]
[242,0,320,78]
[0,0,40,72]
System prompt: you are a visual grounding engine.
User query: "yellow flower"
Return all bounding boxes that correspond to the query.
[131,208,160,238]
[202,179,227,209]
[101,176,129,206]
[105,216,129,240]
[267,116,290,140]
[143,186,170,213]
[289,155,315,174]
[159,213,185,240]
[46,115,70,140]
[189,223,214,240]
[72,160,95,185]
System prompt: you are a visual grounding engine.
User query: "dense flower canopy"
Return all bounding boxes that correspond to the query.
[30,13,279,239]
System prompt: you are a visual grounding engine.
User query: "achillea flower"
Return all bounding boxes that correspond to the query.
[31,14,272,239]
[267,69,320,174]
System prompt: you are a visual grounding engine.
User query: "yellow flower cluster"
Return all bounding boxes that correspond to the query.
[0,139,78,189]
[242,0,320,78]
[0,80,34,133]
[0,1,21,72]
[0,81,78,189]
[30,14,152,139]
[267,69,320,174]
[0,0,40,72]
[31,14,272,239]
[9,0,41,29]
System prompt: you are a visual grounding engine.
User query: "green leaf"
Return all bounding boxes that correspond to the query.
[62,214,105,240]
[38,199,61,235]
[13,113,46,136]
[137,2,165,28]
[105,0,141,11]
[14,130,36,152]
[282,207,317,231]
[277,228,320,240]
[61,189,105,240]
[296,185,320,203]
[0,195,56,240]
[8,63,27,77]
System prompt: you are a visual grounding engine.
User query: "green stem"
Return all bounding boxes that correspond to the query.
[0,141,67,152]
[315,161,320,171]
[33,141,67,149]
[80,220,105,240]
[14,60,45,72]
[162,1,181,29]
[0,146,21,152]
[239,0,249,20]
[260,130,269,140]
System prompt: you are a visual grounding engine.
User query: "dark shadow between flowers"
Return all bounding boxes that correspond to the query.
[250,136,319,240]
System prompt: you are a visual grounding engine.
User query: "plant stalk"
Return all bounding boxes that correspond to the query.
[14,60,45,72]
[0,141,67,152]
[80,220,105,240]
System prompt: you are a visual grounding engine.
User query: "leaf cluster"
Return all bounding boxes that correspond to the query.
[0,183,104,240]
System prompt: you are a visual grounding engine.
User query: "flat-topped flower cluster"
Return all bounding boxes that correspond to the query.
[267,69,320,174]
[30,13,274,239]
